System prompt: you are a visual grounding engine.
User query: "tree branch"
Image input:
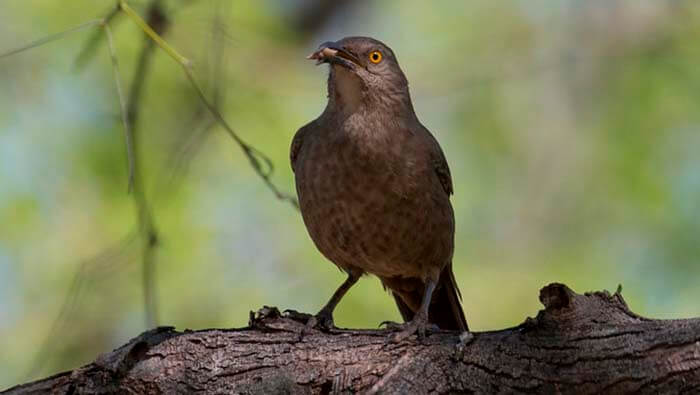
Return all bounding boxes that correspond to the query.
[6,283,700,394]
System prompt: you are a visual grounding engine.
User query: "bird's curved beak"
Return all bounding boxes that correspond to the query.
[307,42,361,69]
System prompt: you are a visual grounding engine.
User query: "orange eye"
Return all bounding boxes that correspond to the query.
[369,51,382,64]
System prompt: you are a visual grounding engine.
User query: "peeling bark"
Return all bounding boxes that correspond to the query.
[5,283,700,394]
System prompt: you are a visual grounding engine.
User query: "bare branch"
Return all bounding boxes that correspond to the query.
[9,284,700,394]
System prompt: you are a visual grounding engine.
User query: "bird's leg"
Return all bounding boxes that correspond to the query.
[385,279,438,342]
[306,272,360,331]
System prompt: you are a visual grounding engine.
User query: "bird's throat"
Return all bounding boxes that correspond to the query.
[329,66,364,115]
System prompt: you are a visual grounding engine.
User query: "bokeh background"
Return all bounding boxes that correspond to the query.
[2,0,700,389]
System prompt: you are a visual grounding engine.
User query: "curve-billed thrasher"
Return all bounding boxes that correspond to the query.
[291,37,467,340]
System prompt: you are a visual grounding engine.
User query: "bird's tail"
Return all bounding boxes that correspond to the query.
[392,264,468,331]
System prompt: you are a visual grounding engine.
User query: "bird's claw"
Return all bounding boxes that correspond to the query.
[379,319,437,342]
[306,309,336,331]
[283,309,336,342]
[283,309,336,331]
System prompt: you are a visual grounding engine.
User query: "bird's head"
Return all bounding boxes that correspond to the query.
[308,36,412,115]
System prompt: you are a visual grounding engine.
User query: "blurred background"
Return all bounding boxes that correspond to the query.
[2,0,700,388]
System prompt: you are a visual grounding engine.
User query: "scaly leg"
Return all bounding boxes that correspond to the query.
[384,279,438,342]
[307,272,360,330]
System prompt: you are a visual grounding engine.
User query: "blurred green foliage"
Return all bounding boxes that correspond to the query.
[2,0,700,389]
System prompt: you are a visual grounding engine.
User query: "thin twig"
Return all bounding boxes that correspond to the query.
[123,0,167,329]
[0,19,103,59]
[118,0,191,68]
[103,22,136,192]
[74,5,122,70]
[117,0,299,209]
[210,0,227,108]
[150,0,226,199]
[182,70,300,209]
[24,232,139,380]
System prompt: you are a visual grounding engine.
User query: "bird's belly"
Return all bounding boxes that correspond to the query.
[296,149,453,278]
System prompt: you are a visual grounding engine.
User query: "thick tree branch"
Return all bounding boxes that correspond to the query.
[6,283,700,394]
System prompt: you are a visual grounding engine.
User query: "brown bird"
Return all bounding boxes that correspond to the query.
[290,37,467,340]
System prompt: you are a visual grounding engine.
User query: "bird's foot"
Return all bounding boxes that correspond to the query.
[283,308,336,342]
[283,308,336,332]
[379,318,438,342]
[306,308,336,332]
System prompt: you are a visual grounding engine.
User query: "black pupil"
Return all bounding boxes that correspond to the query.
[372,53,379,60]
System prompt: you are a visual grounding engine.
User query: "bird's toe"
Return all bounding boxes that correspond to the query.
[306,309,336,332]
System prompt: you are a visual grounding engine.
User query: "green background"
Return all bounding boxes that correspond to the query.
[2,0,699,389]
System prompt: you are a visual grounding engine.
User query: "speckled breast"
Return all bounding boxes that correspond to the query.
[294,131,455,279]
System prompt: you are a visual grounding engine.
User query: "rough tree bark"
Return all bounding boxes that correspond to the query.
[5,283,700,394]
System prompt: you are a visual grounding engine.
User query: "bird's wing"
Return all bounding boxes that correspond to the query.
[433,151,453,196]
[290,123,312,173]
[422,127,453,196]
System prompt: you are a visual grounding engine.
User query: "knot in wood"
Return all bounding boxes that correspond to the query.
[539,283,573,310]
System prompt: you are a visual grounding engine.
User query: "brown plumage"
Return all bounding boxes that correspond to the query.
[291,37,468,339]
